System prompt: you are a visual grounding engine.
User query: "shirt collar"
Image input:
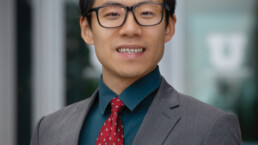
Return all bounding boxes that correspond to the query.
[98,66,162,115]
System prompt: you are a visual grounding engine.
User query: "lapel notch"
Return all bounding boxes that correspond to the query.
[133,78,181,145]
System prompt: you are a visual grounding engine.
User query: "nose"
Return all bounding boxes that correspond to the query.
[118,12,142,37]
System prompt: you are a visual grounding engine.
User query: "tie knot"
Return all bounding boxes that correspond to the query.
[110,97,125,114]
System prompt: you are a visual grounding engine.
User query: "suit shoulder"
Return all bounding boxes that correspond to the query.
[176,91,240,133]
[165,92,242,144]
[178,92,230,117]
[40,96,95,125]
[160,78,233,118]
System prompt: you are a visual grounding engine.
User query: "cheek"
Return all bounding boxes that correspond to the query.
[92,33,107,52]
[154,45,165,61]
[92,26,114,47]
[92,31,114,63]
[150,34,165,61]
[149,32,165,52]
[145,25,166,42]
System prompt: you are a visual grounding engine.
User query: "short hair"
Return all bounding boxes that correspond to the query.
[79,0,176,28]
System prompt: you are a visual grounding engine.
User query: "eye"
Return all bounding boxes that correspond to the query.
[103,12,120,17]
[106,12,120,17]
[141,11,154,16]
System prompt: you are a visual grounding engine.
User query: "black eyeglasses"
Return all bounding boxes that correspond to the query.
[88,2,170,28]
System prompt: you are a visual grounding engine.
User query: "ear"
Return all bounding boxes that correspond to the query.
[164,14,176,42]
[80,16,94,45]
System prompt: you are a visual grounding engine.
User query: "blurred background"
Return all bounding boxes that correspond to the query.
[0,0,257,144]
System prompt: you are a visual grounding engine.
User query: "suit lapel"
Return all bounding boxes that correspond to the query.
[60,89,99,145]
[133,78,181,145]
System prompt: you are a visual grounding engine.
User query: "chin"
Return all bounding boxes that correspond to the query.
[116,68,149,80]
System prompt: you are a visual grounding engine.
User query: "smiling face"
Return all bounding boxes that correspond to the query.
[81,0,176,88]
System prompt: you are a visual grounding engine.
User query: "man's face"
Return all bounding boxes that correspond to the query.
[81,0,176,82]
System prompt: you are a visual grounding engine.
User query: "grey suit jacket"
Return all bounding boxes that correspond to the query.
[30,78,242,145]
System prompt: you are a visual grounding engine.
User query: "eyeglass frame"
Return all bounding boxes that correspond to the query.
[87,2,171,28]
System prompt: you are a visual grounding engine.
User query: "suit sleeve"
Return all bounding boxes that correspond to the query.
[30,117,45,145]
[203,113,242,145]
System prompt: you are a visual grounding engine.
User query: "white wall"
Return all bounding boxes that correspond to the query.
[32,0,65,126]
[0,0,16,145]
[159,0,186,93]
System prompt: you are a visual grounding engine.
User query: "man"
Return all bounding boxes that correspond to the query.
[30,0,242,144]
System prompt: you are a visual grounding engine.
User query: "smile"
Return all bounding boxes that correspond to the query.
[117,48,145,54]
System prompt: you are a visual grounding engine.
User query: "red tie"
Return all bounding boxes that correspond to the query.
[96,97,125,145]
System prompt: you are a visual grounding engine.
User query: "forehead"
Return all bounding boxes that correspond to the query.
[92,0,164,7]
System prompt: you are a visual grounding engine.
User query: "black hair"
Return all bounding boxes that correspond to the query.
[79,0,176,27]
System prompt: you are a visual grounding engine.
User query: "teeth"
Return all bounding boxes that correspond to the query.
[117,48,144,54]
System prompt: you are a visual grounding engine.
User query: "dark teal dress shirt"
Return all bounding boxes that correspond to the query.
[79,66,162,145]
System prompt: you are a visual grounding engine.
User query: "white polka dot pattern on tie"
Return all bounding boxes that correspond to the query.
[95,97,125,145]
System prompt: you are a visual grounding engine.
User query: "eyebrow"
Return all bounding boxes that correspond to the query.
[102,2,122,5]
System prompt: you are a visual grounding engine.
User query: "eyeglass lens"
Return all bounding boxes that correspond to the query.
[98,3,163,27]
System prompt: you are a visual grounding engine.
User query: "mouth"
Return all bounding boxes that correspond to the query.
[116,48,145,54]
